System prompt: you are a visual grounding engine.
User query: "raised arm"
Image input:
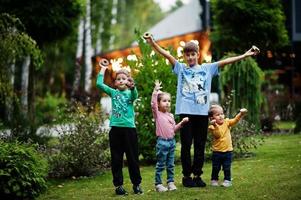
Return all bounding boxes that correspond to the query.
[144,32,177,67]
[96,62,114,95]
[151,80,162,118]
[218,45,260,68]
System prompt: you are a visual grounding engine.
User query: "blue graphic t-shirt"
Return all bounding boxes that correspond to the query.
[172,61,219,115]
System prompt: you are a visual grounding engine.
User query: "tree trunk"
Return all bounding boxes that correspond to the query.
[84,0,93,93]
[109,0,118,50]
[71,19,84,100]
[21,56,30,114]
[5,62,15,121]
[28,59,35,128]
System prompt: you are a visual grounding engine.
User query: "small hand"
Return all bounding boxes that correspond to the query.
[127,77,135,89]
[244,45,260,57]
[99,59,109,67]
[154,80,162,91]
[143,32,154,44]
[240,108,248,115]
[210,119,217,126]
[99,63,108,74]
[181,117,189,124]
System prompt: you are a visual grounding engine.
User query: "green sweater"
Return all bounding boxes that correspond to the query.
[96,73,138,128]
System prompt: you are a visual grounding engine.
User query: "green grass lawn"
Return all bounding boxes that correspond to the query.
[38,134,301,200]
[274,121,296,131]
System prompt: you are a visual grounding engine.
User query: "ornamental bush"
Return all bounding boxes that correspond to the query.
[0,141,48,199]
[220,55,264,128]
[46,102,110,178]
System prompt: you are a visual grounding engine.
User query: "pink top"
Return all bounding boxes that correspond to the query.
[151,91,183,139]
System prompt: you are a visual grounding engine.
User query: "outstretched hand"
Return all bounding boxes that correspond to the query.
[143,32,154,44]
[244,45,260,57]
[181,117,189,125]
[240,108,248,116]
[154,80,162,92]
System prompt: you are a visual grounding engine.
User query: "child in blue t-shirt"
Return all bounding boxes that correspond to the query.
[145,33,259,187]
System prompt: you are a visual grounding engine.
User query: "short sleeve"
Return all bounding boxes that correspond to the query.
[172,61,183,75]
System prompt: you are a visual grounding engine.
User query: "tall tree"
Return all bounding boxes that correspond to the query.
[210,0,289,129]
[210,0,289,56]
[0,0,82,130]
[0,13,42,133]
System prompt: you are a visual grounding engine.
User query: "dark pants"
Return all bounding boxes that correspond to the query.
[109,127,142,187]
[211,151,232,181]
[180,114,208,177]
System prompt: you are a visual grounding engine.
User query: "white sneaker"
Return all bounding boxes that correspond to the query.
[167,182,177,191]
[222,180,232,187]
[211,180,219,186]
[155,184,168,192]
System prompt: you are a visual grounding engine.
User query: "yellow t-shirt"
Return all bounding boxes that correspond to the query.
[208,114,242,152]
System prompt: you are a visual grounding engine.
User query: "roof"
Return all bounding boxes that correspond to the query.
[148,0,203,41]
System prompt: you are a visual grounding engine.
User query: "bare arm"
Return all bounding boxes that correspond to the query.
[151,80,162,118]
[218,46,260,68]
[174,117,189,132]
[144,32,177,66]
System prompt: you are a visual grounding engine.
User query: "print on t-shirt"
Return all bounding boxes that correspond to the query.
[112,93,131,118]
[182,71,207,105]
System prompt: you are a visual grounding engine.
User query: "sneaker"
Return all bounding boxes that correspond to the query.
[222,180,232,187]
[211,180,219,186]
[182,176,196,187]
[167,182,177,191]
[115,185,128,195]
[133,184,143,194]
[155,184,168,192]
[193,176,206,187]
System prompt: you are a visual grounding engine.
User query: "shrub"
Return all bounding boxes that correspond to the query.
[0,141,48,199]
[46,102,110,178]
[220,55,264,129]
[35,92,67,125]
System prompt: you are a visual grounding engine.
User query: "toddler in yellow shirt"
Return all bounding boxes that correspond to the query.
[208,105,247,187]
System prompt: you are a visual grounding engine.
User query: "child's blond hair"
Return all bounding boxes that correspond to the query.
[208,104,223,117]
[115,69,130,78]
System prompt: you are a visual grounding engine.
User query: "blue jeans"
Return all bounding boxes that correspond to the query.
[155,138,176,185]
[211,151,232,181]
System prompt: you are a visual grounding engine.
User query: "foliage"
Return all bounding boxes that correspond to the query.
[45,102,110,178]
[210,0,289,55]
[127,30,178,163]
[220,55,264,128]
[91,0,164,50]
[0,13,43,141]
[35,92,68,126]
[0,141,48,199]
[0,0,83,45]
[229,120,264,156]
[0,13,43,68]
